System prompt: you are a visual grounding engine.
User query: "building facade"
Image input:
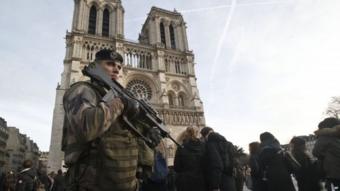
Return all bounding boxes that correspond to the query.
[38,152,49,173]
[6,127,27,172]
[25,139,40,168]
[6,127,40,172]
[0,117,9,168]
[48,0,206,172]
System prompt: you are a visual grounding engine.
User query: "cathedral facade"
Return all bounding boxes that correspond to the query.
[48,0,206,172]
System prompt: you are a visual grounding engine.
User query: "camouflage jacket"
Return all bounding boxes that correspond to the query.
[62,81,153,191]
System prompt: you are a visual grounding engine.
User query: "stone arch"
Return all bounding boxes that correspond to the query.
[101,3,115,11]
[177,91,187,107]
[167,90,176,106]
[168,80,190,96]
[86,0,100,8]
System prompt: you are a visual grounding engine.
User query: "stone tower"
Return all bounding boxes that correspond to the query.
[48,0,205,172]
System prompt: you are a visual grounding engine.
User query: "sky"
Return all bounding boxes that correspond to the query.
[0,0,339,151]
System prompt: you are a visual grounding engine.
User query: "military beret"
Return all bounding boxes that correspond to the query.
[95,49,123,63]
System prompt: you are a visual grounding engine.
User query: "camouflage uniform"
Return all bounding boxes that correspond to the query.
[62,81,145,191]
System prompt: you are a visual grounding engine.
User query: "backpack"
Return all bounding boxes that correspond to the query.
[150,151,169,183]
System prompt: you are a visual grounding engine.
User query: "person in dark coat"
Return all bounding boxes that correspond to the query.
[200,127,236,191]
[51,170,65,191]
[248,142,266,191]
[15,160,37,191]
[5,171,17,191]
[0,164,6,191]
[290,137,321,191]
[38,170,52,191]
[313,117,340,191]
[174,127,206,191]
[258,132,295,191]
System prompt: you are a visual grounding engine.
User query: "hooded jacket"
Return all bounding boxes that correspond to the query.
[313,126,340,180]
[259,138,295,191]
[174,139,206,191]
[204,132,236,191]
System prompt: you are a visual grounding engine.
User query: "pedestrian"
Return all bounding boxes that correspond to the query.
[37,170,51,191]
[140,141,169,191]
[200,127,236,191]
[47,172,55,191]
[167,167,176,191]
[51,170,65,191]
[313,117,340,191]
[15,160,38,191]
[236,162,248,191]
[258,132,295,191]
[248,142,266,191]
[5,171,17,191]
[0,163,6,191]
[290,137,321,191]
[174,127,206,191]
[61,49,161,191]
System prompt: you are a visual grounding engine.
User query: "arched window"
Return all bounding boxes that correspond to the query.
[169,24,176,49]
[126,79,152,101]
[168,93,174,106]
[102,9,110,37]
[160,22,166,46]
[175,61,181,74]
[88,6,97,34]
[178,94,185,107]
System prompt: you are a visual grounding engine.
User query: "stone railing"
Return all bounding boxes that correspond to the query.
[157,108,205,126]
[164,53,187,75]
[123,44,153,70]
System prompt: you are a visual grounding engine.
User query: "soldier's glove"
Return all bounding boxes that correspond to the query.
[146,128,162,148]
[121,97,140,119]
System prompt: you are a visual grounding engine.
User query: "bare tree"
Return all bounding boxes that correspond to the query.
[326,96,340,118]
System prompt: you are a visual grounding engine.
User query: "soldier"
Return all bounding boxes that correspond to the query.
[62,49,161,191]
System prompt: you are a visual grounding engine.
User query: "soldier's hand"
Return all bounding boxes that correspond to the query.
[147,128,162,148]
[121,97,140,119]
[101,91,125,112]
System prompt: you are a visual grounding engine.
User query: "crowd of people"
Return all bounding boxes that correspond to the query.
[141,117,340,191]
[0,117,339,191]
[247,117,340,191]
[0,160,65,191]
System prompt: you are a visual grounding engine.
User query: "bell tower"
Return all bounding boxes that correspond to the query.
[48,2,206,172]
[139,7,189,51]
[71,0,124,38]
[47,0,126,172]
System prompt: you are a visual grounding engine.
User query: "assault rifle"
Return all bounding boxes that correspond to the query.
[83,62,181,148]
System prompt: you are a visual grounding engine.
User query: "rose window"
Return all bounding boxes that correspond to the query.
[126,79,152,101]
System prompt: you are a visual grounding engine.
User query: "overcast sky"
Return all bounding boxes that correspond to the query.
[0,0,339,151]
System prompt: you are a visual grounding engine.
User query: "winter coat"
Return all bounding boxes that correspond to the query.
[174,139,206,191]
[292,151,321,191]
[204,132,236,191]
[249,154,267,191]
[259,140,295,191]
[313,131,340,180]
[51,174,65,191]
[314,125,340,137]
[15,168,37,191]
